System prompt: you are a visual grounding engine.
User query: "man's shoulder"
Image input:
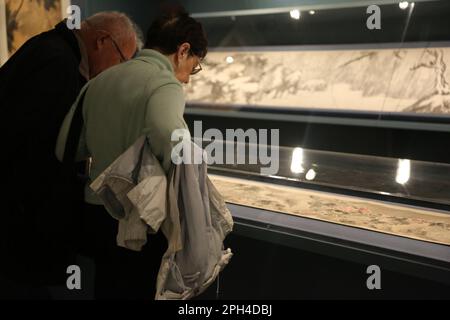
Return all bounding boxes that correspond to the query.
[0,27,81,90]
[12,26,79,68]
[34,28,79,61]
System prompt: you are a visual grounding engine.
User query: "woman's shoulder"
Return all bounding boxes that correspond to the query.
[132,50,181,90]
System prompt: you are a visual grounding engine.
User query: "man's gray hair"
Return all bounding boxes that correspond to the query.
[86,11,143,52]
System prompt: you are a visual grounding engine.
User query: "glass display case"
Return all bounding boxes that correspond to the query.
[185,0,450,117]
[182,0,450,253]
[204,140,450,245]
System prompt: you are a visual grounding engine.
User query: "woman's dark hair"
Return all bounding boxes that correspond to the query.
[145,4,208,59]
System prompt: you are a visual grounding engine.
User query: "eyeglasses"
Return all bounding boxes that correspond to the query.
[191,62,202,75]
[188,49,203,75]
[109,36,127,63]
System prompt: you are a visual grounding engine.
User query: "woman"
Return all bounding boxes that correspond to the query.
[56,5,208,299]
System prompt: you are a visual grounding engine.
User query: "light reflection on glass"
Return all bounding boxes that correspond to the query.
[305,169,316,181]
[291,147,304,174]
[290,9,301,20]
[399,1,409,10]
[396,159,411,185]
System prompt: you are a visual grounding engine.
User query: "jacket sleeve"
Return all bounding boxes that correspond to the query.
[143,82,190,173]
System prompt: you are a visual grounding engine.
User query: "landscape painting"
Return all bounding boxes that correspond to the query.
[210,175,450,246]
[5,0,65,57]
[185,46,450,114]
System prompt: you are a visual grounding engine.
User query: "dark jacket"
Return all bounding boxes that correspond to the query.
[0,21,86,289]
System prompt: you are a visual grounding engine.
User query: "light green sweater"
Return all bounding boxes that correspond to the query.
[56,49,189,205]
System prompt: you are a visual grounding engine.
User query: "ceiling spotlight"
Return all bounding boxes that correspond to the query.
[290,9,301,20]
[399,1,409,9]
[309,10,315,15]
[226,56,234,64]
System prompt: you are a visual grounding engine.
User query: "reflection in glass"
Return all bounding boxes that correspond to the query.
[305,169,317,181]
[289,9,301,20]
[290,147,304,174]
[399,1,410,10]
[396,159,411,185]
[207,143,450,206]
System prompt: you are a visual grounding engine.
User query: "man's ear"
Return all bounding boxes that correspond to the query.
[95,30,110,49]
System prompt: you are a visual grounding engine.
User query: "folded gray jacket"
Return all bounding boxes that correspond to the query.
[90,136,233,299]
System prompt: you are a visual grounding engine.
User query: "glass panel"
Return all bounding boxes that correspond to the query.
[199,139,450,206]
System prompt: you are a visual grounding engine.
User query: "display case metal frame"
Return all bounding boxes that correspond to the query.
[229,203,450,285]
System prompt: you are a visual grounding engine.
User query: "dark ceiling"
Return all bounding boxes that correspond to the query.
[197,2,450,47]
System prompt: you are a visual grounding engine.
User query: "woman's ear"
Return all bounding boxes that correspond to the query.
[178,42,191,59]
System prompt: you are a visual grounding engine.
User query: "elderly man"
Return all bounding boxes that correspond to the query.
[0,12,141,299]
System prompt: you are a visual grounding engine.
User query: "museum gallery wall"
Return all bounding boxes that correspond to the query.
[0,0,70,65]
[185,46,450,115]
